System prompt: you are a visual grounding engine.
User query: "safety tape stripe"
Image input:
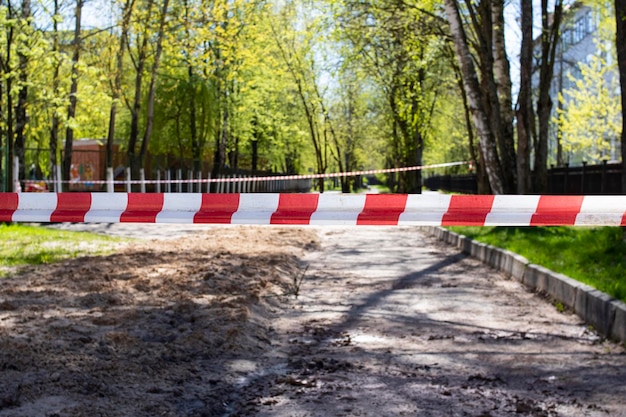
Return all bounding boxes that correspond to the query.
[442,195,495,226]
[531,196,585,226]
[399,194,451,225]
[85,193,127,223]
[121,194,164,223]
[194,194,240,224]
[0,193,18,222]
[12,193,58,223]
[310,194,366,225]
[51,193,92,223]
[357,194,408,225]
[271,194,320,225]
[2,193,626,226]
[485,195,541,226]
[157,194,202,223]
[231,194,280,225]
[575,196,626,226]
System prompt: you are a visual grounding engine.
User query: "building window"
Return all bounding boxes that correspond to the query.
[562,10,595,47]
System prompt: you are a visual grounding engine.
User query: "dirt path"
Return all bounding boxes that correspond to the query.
[0,225,624,416]
[232,226,626,417]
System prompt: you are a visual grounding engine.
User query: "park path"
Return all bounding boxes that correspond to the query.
[230,226,626,417]
[42,222,626,416]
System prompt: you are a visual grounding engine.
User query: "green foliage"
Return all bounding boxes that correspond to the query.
[423,80,472,173]
[0,224,127,274]
[1,0,618,187]
[332,0,461,191]
[449,226,626,303]
[556,53,621,164]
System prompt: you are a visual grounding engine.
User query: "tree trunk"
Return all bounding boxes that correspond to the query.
[616,0,626,193]
[211,46,228,184]
[14,0,31,185]
[138,0,169,169]
[63,0,83,190]
[4,24,14,192]
[127,0,154,175]
[50,0,61,175]
[189,69,199,171]
[492,0,516,193]
[107,0,134,173]
[184,0,200,172]
[534,0,563,193]
[517,0,533,194]
[444,0,504,194]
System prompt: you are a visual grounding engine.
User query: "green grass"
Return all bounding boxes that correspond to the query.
[0,223,128,274]
[448,226,626,303]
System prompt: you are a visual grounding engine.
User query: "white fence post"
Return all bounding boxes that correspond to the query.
[13,156,20,192]
[177,169,182,193]
[140,168,146,193]
[107,167,114,193]
[156,170,161,193]
[54,164,62,192]
[125,168,132,193]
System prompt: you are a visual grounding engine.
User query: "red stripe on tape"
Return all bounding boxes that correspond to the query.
[120,194,164,223]
[530,195,584,226]
[357,194,408,225]
[0,193,18,222]
[0,193,20,222]
[271,194,319,224]
[442,195,495,226]
[51,193,92,223]
[194,194,240,223]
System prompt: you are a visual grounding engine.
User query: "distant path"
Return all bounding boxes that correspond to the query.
[234,226,626,416]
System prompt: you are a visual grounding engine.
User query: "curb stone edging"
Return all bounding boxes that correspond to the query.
[420,226,626,345]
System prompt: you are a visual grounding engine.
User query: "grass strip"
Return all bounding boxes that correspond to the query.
[448,226,626,304]
[0,223,128,275]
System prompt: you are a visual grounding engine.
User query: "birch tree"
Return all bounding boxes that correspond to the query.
[443,0,505,194]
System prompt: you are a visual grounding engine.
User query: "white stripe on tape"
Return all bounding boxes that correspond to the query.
[231,194,279,224]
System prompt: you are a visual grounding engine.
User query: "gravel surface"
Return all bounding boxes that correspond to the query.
[0,224,624,416]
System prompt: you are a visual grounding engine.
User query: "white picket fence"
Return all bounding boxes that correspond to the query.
[17,159,311,194]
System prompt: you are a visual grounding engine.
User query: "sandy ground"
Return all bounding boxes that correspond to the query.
[0,224,624,417]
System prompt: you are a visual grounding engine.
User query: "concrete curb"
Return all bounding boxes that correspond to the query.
[421,226,626,345]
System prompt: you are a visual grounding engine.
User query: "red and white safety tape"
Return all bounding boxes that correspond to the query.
[1,193,626,226]
[35,161,469,186]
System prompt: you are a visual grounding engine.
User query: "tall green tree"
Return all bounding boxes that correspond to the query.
[270,1,331,191]
[336,0,446,193]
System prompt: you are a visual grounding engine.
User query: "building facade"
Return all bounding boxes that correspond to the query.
[542,2,621,166]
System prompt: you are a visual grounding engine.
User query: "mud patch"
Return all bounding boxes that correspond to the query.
[0,226,317,417]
